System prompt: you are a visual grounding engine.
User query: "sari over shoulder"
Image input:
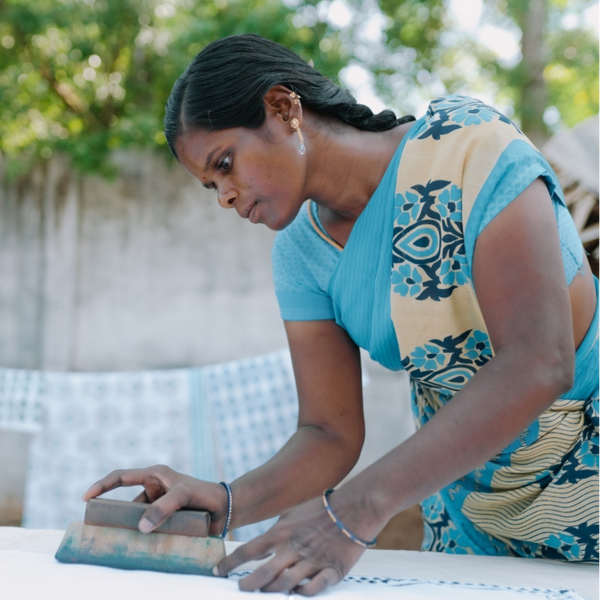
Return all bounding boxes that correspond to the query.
[390,96,599,561]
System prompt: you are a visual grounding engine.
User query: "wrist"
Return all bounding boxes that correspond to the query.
[208,481,229,536]
[322,489,377,548]
[218,482,233,538]
[326,485,389,544]
[340,463,407,534]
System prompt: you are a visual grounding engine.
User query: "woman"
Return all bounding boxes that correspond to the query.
[84,34,599,595]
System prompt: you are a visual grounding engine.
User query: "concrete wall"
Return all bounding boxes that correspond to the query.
[0,152,412,525]
[0,152,287,371]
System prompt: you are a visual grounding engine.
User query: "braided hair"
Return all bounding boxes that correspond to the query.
[164,34,415,159]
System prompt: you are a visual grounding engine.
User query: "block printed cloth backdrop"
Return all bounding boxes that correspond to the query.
[0,350,299,541]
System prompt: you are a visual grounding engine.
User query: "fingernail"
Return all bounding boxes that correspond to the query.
[212,566,219,576]
[139,518,154,533]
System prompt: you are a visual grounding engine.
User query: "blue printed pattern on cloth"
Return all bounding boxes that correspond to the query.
[410,95,521,141]
[229,570,588,599]
[203,350,299,541]
[21,368,194,529]
[0,368,46,433]
[14,352,299,544]
[392,181,467,303]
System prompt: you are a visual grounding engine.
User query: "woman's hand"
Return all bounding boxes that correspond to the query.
[82,465,228,536]
[217,491,374,596]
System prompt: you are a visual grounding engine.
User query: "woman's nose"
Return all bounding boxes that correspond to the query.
[217,187,237,209]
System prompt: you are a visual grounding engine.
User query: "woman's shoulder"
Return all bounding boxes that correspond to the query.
[408,95,525,143]
[409,94,524,141]
[425,95,514,124]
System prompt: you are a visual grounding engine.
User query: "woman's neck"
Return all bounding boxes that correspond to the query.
[302,117,412,246]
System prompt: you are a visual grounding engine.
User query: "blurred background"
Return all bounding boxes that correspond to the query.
[0,0,598,545]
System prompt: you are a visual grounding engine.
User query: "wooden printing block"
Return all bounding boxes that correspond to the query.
[84,498,210,537]
[55,499,224,575]
[55,522,226,575]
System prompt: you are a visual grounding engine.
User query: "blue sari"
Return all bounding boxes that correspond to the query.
[390,96,598,561]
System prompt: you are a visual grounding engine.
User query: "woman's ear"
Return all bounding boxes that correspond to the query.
[263,84,301,123]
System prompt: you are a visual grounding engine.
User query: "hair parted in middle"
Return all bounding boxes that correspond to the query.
[164,33,415,159]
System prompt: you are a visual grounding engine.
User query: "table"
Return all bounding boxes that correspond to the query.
[0,527,597,599]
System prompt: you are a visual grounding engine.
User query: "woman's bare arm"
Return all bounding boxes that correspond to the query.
[84,319,366,534]
[229,319,366,528]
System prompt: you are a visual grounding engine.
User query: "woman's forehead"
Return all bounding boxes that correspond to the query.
[176,126,251,159]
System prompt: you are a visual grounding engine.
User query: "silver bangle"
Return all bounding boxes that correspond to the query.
[219,481,233,539]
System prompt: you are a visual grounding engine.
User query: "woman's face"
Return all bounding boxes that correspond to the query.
[175,112,308,231]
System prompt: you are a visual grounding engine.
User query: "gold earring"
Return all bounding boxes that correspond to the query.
[289,92,301,105]
[290,118,306,155]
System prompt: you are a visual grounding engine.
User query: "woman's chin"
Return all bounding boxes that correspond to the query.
[270,217,297,231]
[269,205,305,231]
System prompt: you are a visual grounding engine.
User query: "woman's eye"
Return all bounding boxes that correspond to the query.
[219,155,231,171]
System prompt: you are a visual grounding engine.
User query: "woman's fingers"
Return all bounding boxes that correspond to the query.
[82,467,227,534]
[294,567,342,597]
[137,485,191,532]
[82,468,152,501]
[132,490,150,503]
[259,560,319,594]
[216,537,273,577]
[236,551,298,592]
[83,465,170,502]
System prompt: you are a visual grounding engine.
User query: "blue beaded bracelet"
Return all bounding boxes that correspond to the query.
[219,481,233,539]
[322,489,377,549]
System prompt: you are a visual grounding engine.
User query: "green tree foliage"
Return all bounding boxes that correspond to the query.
[544,23,599,127]
[374,0,598,134]
[1,0,596,179]
[0,0,348,176]
[488,0,599,133]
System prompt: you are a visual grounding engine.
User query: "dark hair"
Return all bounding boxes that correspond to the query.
[164,34,415,159]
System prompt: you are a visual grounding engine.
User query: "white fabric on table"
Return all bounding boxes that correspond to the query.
[0,550,588,600]
[1,528,597,600]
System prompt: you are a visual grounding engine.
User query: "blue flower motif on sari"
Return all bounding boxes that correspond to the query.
[574,436,599,469]
[410,343,448,371]
[392,179,466,302]
[411,110,462,141]
[463,330,492,361]
[451,107,493,126]
[414,95,522,141]
[421,493,477,554]
[585,395,599,429]
[553,435,598,486]
[394,190,422,226]
[440,254,469,286]
[544,532,582,561]
[440,525,472,554]
[422,493,445,522]
[401,329,492,391]
[435,185,462,221]
[391,264,424,297]
[509,540,539,559]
